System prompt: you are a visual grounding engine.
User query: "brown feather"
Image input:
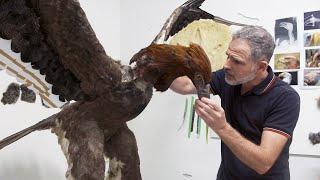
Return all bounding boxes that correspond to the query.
[130,43,212,92]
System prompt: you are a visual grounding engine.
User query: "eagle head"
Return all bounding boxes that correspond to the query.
[129,43,212,99]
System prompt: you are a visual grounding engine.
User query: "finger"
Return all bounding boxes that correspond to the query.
[195,105,207,120]
[195,105,206,115]
[195,100,209,113]
[195,107,211,124]
[200,98,223,111]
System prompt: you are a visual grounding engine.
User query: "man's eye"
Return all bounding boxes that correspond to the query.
[234,59,241,64]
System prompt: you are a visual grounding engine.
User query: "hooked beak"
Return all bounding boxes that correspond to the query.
[193,72,210,99]
[194,82,210,99]
[198,84,210,99]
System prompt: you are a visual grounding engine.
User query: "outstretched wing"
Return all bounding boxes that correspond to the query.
[153,0,248,71]
[0,0,122,107]
[153,0,247,44]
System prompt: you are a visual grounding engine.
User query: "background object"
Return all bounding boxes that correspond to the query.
[20,85,36,103]
[275,17,298,47]
[304,10,320,30]
[170,20,232,71]
[274,53,300,70]
[304,32,320,47]
[1,83,20,105]
[274,71,298,85]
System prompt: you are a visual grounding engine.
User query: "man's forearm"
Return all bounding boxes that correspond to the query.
[214,123,273,174]
[169,76,197,94]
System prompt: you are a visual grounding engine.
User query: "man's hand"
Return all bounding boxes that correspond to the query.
[195,97,227,132]
[195,97,289,174]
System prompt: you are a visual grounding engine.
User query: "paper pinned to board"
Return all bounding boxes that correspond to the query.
[169,20,232,71]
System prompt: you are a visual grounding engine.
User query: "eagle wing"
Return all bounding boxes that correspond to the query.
[153,0,248,44]
[0,0,122,107]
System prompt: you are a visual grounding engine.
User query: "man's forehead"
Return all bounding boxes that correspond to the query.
[227,40,251,57]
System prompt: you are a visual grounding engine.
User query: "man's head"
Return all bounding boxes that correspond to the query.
[223,26,275,86]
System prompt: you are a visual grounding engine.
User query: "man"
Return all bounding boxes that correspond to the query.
[170,26,300,179]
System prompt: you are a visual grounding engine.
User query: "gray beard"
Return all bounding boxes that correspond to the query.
[225,65,257,86]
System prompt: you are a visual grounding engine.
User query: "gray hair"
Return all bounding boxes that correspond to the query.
[232,26,275,63]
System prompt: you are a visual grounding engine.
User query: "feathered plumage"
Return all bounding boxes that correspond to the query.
[0,0,244,179]
[130,43,212,97]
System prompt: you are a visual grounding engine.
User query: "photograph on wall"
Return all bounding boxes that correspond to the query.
[304,10,320,30]
[304,69,320,86]
[274,17,298,48]
[274,71,298,85]
[274,53,300,70]
[303,31,320,47]
[305,49,320,67]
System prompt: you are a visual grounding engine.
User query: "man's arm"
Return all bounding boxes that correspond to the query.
[195,98,288,175]
[169,76,197,95]
[216,123,287,174]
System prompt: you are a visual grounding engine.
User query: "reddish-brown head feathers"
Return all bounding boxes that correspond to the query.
[186,43,212,83]
[130,43,212,92]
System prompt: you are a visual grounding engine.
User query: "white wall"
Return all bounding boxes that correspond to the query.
[1,0,320,180]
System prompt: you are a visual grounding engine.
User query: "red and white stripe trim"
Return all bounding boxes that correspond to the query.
[263,127,291,139]
[210,86,216,95]
[260,74,276,95]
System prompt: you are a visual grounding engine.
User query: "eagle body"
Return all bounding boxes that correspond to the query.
[0,0,232,179]
[50,77,153,180]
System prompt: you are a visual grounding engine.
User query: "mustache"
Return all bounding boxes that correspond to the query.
[224,69,233,76]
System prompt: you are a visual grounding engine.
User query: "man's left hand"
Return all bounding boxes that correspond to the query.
[195,97,227,132]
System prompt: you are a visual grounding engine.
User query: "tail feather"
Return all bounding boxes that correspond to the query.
[0,114,57,150]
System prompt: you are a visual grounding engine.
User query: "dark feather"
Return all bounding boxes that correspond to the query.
[0,0,233,178]
[154,0,247,44]
[0,114,57,150]
[0,0,122,103]
[168,0,215,38]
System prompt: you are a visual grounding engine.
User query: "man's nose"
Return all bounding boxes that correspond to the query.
[223,58,231,70]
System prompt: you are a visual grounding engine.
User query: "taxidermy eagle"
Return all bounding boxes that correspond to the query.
[0,0,245,179]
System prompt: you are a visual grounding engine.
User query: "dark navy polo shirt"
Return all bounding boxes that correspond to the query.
[210,66,300,180]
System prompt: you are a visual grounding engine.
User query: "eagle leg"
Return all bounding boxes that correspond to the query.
[54,119,105,180]
[104,124,141,180]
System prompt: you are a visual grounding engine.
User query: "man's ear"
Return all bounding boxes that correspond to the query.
[258,60,268,71]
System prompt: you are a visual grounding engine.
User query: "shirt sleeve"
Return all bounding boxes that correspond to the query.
[210,69,225,96]
[263,91,300,139]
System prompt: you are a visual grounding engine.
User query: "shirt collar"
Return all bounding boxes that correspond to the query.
[251,66,276,95]
[238,66,276,96]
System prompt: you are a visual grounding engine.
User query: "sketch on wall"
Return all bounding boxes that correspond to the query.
[304,10,320,30]
[301,10,320,89]
[274,17,298,48]
[169,20,232,71]
[274,53,300,70]
[303,31,320,47]
[303,69,320,86]
[305,49,320,67]
[274,71,298,85]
